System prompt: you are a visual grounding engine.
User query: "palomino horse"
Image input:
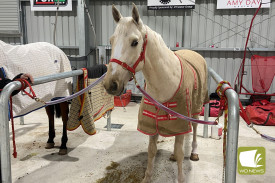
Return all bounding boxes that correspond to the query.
[0,40,72,155]
[103,4,209,183]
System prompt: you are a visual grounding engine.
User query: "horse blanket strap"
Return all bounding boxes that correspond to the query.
[67,68,114,135]
[109,34,148,76]
[137,85,217,126]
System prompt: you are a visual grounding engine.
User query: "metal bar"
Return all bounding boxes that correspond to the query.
[0,82,20,183]
[171,47,275,52]
[101,46,275,52]
[208,67,240,183]
[33,70,83,86]
[203,74,211,138]
[106,110,111,131]
[203,103,209,138]
[0,69,84,183]
[78,0,91,67]
[20,117,24,125]
[239,93,275,96]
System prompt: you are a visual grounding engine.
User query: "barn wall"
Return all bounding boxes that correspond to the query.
[0,0,274,96]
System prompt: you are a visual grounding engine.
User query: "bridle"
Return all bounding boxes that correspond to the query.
[109,34,148,79]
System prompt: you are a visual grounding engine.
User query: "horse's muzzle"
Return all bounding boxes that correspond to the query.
[103,80,124,96]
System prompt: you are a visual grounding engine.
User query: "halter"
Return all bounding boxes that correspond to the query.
[109,34,148,77]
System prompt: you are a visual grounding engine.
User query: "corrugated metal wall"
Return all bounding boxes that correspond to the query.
[0,0,274,96]
[89,0,275,96]
[0,0,20,34]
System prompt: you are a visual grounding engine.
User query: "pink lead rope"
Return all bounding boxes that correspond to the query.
[135,84,218,125]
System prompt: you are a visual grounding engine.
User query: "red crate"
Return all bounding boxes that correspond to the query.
[114,90,132,107]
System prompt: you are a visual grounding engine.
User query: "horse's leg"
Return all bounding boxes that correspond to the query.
[58,102,69,155]
[173,134,185,183]
[45,105,55,149]
[142,134,159,183]
[190,114,199,161]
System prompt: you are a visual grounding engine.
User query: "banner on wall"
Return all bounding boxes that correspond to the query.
[30,0,72,11]
[217,0,270,9]
[147,0,195,10]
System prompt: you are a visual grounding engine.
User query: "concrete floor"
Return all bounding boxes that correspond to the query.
[10,102,275,183]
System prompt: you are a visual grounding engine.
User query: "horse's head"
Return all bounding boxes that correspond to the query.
[103,3,147,96]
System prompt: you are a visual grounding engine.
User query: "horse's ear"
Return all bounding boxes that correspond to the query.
[132,3,140,24]
[112,5,122,23]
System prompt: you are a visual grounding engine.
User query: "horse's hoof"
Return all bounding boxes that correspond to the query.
[169,154,176,161]
[190,153,199,161]
[45,143,55,149]
[58,148,67,155]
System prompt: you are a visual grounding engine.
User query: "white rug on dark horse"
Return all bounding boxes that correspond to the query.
[0,40,72,117]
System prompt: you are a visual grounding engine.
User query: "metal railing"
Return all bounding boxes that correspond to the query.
[0,67,240,183]
[0,69,83,183]
[204,67,240,183]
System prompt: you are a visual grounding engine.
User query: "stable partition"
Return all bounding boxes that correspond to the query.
[0,67,239,183]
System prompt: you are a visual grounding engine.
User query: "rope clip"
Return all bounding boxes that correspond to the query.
[247,123,253,128]
[34,97,46,104]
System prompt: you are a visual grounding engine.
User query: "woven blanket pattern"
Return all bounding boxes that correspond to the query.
[67,69,114,135]
[0,41,72,116]
[138,50,209,136]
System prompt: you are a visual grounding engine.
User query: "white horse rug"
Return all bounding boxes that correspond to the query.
[0,40,72,117]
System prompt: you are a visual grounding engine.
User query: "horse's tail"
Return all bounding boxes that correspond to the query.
[47,104,61,118]
[54,104,61,118]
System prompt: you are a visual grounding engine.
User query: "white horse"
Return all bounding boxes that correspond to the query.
[0,40,72,155]
[103,4,209,183]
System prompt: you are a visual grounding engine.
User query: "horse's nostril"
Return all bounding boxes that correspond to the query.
[111,81,118,92]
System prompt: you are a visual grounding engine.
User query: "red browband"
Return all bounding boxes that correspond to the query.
[110,34,148,75]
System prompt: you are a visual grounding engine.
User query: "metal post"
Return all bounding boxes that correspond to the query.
[78,0,92,67]
[208,67,240,183]
[203,103,209,138]
[0,70,84,183]
[106,110,111,131]
[20,117,24,125]
[225,89,239,183]
[203,74,211,138]
[0,82,21,183]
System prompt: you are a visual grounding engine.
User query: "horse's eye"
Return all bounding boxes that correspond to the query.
[131,40,138,47]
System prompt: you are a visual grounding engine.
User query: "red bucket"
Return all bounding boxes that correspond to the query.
[114,90,132,107]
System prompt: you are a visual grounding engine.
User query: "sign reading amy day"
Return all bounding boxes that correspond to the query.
[30,0,72,11]
[147,0,195,10]
[217,0,270,9]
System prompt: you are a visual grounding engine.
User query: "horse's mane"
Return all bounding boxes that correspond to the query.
[145,25,170,51]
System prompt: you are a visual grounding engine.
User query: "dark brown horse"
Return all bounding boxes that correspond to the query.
[45,102,69,155]
[45,64,108,155]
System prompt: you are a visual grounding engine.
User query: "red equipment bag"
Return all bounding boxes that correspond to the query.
[200,100,220,117]
[245,100,275,126]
